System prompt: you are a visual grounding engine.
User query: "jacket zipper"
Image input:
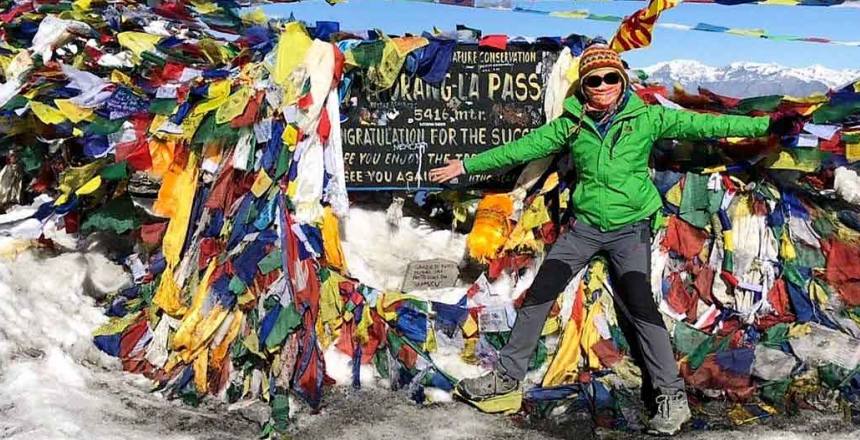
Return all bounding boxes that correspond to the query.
[609,122,624,160]
[571,105,644,230]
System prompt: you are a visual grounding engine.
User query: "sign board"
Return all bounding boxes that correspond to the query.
[341,44,558,190]
[401,258,460,291]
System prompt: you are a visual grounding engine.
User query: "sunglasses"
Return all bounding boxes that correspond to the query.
[584,72,622,88]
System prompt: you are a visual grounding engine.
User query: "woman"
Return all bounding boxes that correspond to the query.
[429,43,801,435]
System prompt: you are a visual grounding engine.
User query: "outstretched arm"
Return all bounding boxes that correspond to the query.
[430,116,576,183]
[655,106,771,141]
[464,116,576,174]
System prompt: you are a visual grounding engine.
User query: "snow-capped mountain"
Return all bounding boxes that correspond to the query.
[639,60,860,98]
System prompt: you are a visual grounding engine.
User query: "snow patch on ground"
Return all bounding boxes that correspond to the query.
[0,243,255,439]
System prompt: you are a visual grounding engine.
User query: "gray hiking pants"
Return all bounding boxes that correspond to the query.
[497,218,684,397]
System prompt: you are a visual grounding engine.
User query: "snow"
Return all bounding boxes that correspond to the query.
[323,345,381,388]
[0,248,122,373]
[640,60,860,98]
[0,241,257,440]
[340,207,470,291]
[0,245,146,439]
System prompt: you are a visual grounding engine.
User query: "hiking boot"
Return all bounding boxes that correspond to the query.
[646,390,691,436]
[455,369,520,401]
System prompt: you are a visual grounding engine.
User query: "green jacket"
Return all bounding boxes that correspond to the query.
[463,93,771,231]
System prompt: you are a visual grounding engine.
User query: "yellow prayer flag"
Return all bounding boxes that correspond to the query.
[461,314,478,338]
[809,281,829,306]
[846,142,860,162]
[322,207,348,272]
[610,0,681,52]
[54,99,93,123]
[270,21,312,101]
[726,28,766,38]
[282,124,299,146]
[211,312,244,367]
[172,260,218,350]
[769,150,819,173]
[111,70,134,87]
[190,0,221,14]
[153,267,187,317]
[780,230,796,261]
[242,8,268,25]
[250,170,273,198]
[117,32,162,57]
[193,348,209,393]
[191,80,231,117]
[215,86,253,124]
[74,176,102,196]
[30,101,67,125]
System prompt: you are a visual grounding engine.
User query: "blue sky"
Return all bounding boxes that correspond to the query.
[261,0,860,69]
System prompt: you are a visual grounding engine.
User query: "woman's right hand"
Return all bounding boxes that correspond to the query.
[429,159,466,184]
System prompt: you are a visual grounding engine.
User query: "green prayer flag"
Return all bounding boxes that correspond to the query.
[274,144,292,179]
[687,335,715,370]
[795,243,826,269]
[229,275,247,295]
[673,322,710,355]
[349,41,385,69]
[529,339,548,371]
[610,325,630,354]
[811,214,838,239]
[140,50,166,67]
[81,194,140,234]
[763,323,791,349]
[588,14,623,22]
[843,133,860,144]
[374,348,390,379]
[19,144,45,173]
[679,172,713,229]
[257,249,283,274]
[818,364,851,389]
[86,116,125,135]
[760,379,791,405]
[149,98,178,115]
[813,100,860,124]
[269,391,290,432]
[100,161,129,181]
[783,263,809,288]
[192,114,240,149]
[483,332,510,351]
[264,304,302,348]
[180,389,202,407]
[1,95,28,111]
[732,95,782,114]
[723,251,734,273]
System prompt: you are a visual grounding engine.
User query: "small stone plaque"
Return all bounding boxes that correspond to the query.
[401,259,460,291]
